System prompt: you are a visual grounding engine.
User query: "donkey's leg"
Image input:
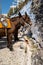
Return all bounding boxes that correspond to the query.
[7,30,13,51]
[14,30,19,42]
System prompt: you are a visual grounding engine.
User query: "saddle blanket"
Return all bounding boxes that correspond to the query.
[0,19,11,28]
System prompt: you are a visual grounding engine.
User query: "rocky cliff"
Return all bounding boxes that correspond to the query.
[31,0,43,39]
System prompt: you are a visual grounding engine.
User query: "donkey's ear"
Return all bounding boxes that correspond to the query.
[18,12,22,17]
[25,12,27,16]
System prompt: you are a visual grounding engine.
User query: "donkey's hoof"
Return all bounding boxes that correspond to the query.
[16,38,19,41]
[7,46,14,51]
[15,38,19,42]
[10,47,14,51]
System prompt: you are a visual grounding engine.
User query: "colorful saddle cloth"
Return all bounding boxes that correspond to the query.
[0,19,11,28]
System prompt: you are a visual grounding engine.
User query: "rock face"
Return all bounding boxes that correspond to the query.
[20,0,43,47]
[0,36,43,65]
[31,0,43,39]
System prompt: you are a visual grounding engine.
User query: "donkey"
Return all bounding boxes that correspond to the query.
[0,12,32,51]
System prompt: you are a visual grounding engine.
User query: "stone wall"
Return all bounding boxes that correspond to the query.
[31,0,43,39]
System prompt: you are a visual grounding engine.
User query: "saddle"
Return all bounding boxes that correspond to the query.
[0,19,11,28]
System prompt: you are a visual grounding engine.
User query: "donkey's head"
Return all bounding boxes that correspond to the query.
[18,12,26,26]
[24,12,32,26]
